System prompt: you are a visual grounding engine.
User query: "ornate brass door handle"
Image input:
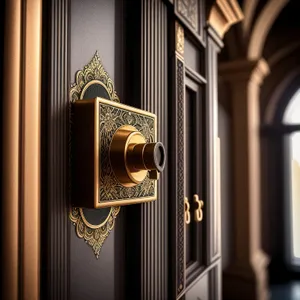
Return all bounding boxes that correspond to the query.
[72,97,166,208]
[194,194,204,222]
[69,53,166,257]
[184,197,191,224]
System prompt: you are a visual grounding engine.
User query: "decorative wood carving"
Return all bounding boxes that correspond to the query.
[207,0,243,39]
[177,0,199,31]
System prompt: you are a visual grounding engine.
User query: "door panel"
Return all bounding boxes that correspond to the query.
[185,86,197,266]
[185,273,209,300]
[185,77,206,284]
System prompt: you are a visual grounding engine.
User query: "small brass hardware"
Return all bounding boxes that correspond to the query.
[194,194,204,222]
[184,197,191,224]
[110,125,165,187]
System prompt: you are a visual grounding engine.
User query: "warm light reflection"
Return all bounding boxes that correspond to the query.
[291,132,300,258]
[284,90,300,260]
[284,89,300,125]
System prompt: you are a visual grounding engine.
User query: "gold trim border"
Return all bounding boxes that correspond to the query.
[69,52,120,258]
[70,51,120,103]
[175,21,184,57]
[2,1,22,299]
[72,97,158,208]
[95,97,157,208]
[70,207,120,258]
[79,208,112,229]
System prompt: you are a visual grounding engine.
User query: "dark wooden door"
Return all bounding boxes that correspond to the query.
[41,0,221,299]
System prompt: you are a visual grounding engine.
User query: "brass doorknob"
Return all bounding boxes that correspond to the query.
[110,125,166,187]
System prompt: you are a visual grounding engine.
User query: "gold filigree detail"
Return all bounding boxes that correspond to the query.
[70,207,120,258]
[99,101,156,203]
[70,51,120,103]
[176,22,185,56]
[69,52,120,258]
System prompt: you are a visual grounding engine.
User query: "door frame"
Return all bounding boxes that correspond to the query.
[2,0,42,299]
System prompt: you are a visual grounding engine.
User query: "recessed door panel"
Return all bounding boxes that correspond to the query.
[184,76,206,283]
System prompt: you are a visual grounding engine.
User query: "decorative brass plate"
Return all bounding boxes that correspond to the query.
[99,100,157,205]
[72,98,157,208]
[69,52,120,258]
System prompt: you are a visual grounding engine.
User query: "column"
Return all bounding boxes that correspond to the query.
[219,58,270,300]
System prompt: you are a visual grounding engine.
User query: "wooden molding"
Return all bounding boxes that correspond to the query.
[208,0,244,39]
[43,0,70,298]
[2,0,42,299]
[2,1,21,299]
[124,1,169,298]
[21,0,42,299]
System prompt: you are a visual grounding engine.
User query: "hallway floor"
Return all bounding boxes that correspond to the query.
[270,281,300,300]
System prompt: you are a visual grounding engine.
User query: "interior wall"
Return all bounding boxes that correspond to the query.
[218,80,233,270]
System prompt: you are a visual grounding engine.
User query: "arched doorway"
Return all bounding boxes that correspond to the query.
[261,79,300,283]
[283,90,300,269]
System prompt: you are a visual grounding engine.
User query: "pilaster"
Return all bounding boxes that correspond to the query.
[219,58,270,300]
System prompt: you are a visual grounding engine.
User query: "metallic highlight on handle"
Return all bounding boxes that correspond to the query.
[194,194,204,222]
[184,197,191,225]
[110,125,166,187]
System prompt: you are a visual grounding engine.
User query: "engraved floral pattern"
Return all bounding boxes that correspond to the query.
[99,102,156,203]
[69,52,120,258]
[70,51,120,103]
[69,206,120,258]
